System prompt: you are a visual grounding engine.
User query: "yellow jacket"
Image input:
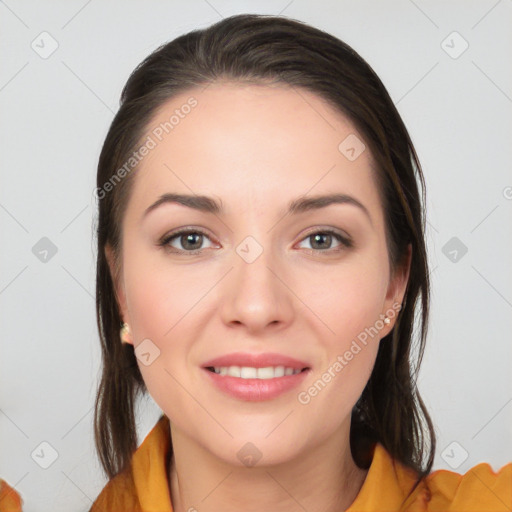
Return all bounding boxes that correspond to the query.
[2,414,510,511]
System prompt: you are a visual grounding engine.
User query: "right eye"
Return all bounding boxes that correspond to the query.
[159,228,216,254]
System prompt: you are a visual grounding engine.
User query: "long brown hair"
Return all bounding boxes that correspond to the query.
[93,12,436,495]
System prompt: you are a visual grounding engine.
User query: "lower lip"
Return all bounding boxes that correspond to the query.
[202,368,310,401]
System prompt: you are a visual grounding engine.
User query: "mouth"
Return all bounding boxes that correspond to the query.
[201,352,311,401]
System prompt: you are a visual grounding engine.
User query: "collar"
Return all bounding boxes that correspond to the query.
[130,414,429,512]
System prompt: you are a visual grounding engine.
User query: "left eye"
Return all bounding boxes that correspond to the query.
[296,230,352,252]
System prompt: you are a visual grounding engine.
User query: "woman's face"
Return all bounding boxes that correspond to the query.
[108,82,410,466]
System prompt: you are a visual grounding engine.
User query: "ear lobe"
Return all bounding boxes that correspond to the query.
[380,244,411,337]
[104,244,128,320]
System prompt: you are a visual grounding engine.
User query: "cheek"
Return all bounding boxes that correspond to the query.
[296,282,383,433]
[315,253,388,344]
[122,252,205,415]
[297,255,386,410]
[120,241,228,390]
[123,248,205,341]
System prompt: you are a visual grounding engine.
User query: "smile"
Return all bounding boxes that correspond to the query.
[206,366,306,379]
[201,352,311,401]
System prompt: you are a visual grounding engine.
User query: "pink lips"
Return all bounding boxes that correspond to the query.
[202,352,310,370]
[201,352,311,402]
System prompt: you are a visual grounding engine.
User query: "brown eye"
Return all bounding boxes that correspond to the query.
[159,229,214,254]
[298,230,353,253]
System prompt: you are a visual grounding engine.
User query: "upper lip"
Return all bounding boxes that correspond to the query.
[202,352,310,370]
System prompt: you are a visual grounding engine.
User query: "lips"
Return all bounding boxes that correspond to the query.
[201,352,310,370]
[201,352,312,401]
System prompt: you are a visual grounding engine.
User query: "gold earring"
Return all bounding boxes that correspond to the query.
[120,322,131,344]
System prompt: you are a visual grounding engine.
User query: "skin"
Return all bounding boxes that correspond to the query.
[106,82,411,512]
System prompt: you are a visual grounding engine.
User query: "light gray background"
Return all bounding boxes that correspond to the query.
[1,1,511,510]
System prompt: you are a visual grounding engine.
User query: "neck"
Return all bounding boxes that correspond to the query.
[168,423,368,512]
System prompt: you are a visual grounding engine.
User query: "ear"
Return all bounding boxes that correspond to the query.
[105,243,133,345]
[382,243,412,334]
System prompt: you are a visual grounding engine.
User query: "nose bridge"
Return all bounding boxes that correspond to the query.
[219,232,292,330]
[236,234,277,289]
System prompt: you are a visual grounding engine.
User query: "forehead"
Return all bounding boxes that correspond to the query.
[126,82,382,221]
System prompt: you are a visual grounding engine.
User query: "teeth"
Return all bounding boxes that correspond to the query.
[241,367,257,378]
[274,365,285,378]
[257,367,274,379]
[211,366,303,379]
[227,366,240,377]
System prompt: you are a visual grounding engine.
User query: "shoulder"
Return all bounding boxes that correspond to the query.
[90,471,142,512]
[89,414,172,511]
[0,478,23,512]
[422,459,512,511]
[89,467,142,511]
[354,443,512,512]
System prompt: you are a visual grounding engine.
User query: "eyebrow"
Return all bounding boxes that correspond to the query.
[143,192,372,225]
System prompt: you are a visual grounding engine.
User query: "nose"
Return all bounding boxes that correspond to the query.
[218,239,295,334]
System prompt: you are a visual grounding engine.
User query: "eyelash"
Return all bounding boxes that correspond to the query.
[158,227,353,255]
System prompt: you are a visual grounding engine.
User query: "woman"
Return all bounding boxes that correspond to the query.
[2,12,504,512]
[1,12,509,512]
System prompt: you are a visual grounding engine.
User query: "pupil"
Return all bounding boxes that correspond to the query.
[183,233,202,250]
[312,233,330,249]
